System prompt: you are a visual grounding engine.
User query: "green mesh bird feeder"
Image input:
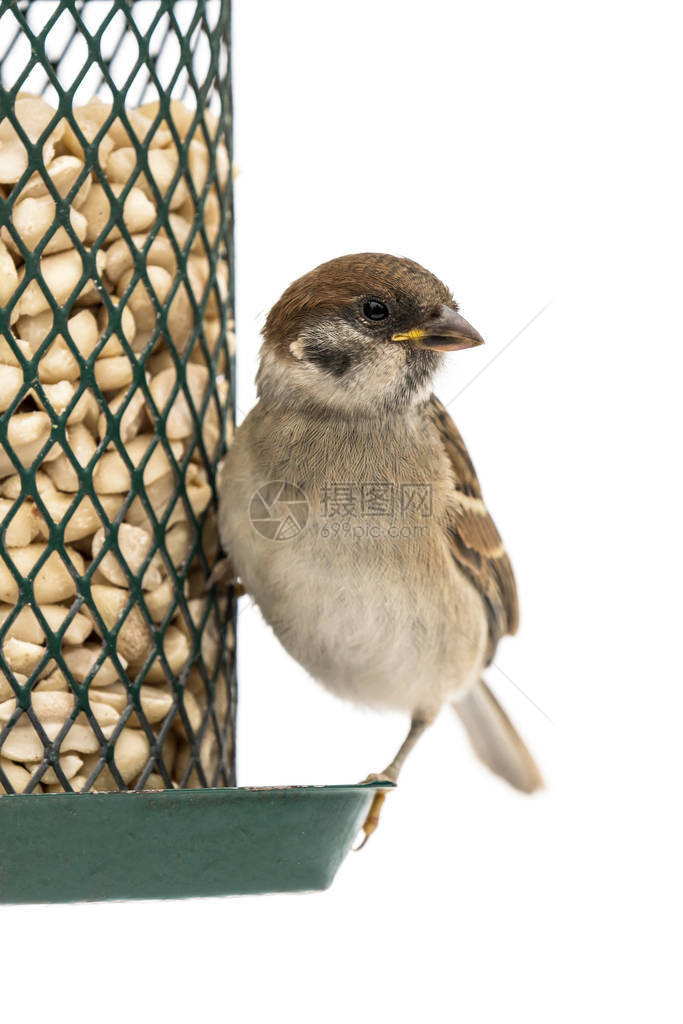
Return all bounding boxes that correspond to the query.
[0,0,387,902]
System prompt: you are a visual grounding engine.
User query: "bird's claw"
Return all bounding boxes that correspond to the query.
[361,771,395,785]
[205,557,245,596]
[354,772,396,851]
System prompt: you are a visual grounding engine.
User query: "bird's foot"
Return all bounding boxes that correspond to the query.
[361,770,397,785]
[205,557,245,597]
[354,770,397,851]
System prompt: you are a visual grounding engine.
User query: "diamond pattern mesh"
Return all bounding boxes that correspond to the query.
[0,1,236,794]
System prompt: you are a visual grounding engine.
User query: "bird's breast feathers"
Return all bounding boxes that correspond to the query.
[218,403,491,711]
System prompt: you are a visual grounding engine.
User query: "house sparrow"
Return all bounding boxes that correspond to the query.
[217,253,542,844]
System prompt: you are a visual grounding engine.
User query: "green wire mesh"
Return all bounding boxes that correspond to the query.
[0,0,236,794]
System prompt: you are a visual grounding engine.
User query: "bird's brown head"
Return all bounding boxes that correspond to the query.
[258,253,484,416]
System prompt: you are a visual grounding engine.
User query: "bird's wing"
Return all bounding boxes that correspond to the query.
[426,394,519,660]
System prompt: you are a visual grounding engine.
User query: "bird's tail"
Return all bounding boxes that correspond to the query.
[452,679,544,793]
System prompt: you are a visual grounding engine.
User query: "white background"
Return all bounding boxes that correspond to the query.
[3,1,683,1021]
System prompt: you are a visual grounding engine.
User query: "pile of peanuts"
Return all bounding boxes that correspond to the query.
[0,94,234,794]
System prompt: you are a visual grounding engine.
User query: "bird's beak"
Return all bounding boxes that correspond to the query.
[391,305,485,351]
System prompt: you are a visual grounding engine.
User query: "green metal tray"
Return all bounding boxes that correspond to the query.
[0,782,392,903]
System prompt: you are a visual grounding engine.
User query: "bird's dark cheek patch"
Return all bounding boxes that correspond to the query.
[303,343,355,378]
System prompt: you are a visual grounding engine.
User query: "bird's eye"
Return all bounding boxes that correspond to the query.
[362,299,390,321]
